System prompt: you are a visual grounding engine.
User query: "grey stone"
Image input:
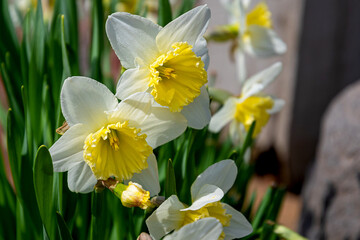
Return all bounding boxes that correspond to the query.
[299,80,360,240]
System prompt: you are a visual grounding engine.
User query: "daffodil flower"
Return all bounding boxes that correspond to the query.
[219,0,286,82]
[209,62,285,143]
[222,0,287,57]
[146,160,253,240]
[106,5,211,129]
[49,77,187,193]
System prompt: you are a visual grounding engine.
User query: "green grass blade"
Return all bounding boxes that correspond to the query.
[176,0,196,16]
[90,192,105,240]
[158,0,173,27]
[0,150,16,239]
[60,15,71,82]
[90,0,104,82]
[56,212,74,240]
[165,159,177,198]
[6,109,22,197]
[236,121,256,167]
[51,0,79,75]
[0,63,23,128]
[252,186,276,230]
[27,0,46,147]
[0,0,20,65]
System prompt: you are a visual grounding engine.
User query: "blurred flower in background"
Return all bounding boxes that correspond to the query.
[209,62,284,144]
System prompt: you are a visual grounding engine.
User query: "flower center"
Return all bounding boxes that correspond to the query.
[83,121,153,181]
[149,42,207,112]
[234,96,274,136]
[181,201,232,240]
[246,2,272,29]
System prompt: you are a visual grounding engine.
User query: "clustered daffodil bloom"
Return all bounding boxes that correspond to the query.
[209,62,284,143]
[106,5,211,129]
[146,160,253,240]
[49,77,187,193]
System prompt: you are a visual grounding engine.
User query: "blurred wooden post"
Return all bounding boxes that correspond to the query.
[288,0,360,192]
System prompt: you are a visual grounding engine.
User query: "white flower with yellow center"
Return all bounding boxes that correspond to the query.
[49,77,187,193]
[222,0,287,58]
[209,62,285,143]
[146,160,253,240]
[105,5,211,129]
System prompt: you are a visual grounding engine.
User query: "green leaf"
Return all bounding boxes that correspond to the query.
[252,186,276,230]
[158,0,173,27]
[243,191,256,219]
[176,0,196,16]
[60,15,71,81]
[25,0,46,147]
[33,145,56,239]
[0,0,20,67]
[236,121,256,167]
[0,63,23,129]
[6,109,22,197]
[51,0,79,75]
[90,0,104,82]
[90,192,105,240]
[0,146,16,239]
[268,188,286,221]
[260,221,276,240]
[56,212,73,240]
[165,159,177,198]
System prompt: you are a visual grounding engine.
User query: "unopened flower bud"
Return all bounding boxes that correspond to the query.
[115,182,154,210]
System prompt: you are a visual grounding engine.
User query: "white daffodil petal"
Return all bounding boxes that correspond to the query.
[109,92,187,149]
[229,120,245,145]
[106,12,161,68]
[156,5,210,52]
[191,160,237,200]
[223,203,253,239]
[244,25,287,57]
[116,67,150,100]
[50,123,88,172]
[242,62,282,98]
[67,161,97,193]
[209,97,237,133]
[61,77,118,129]
[182,184,224,211]
[146,195,186,240]
[242,0,251,9]
[163,218,223,240]
[181,86,211,130]
[125,153,160,196]
[267,98,285,114]
[193,37,209,70]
